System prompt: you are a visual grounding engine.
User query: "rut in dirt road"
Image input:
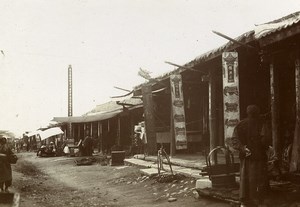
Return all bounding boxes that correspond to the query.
[12,156,110,207]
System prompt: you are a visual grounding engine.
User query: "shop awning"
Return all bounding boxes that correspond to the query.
[52,109,122,123]
[39,127,64,141]
[26,130,42,137]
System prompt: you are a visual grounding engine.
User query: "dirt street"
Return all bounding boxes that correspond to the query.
[7,152,231,207]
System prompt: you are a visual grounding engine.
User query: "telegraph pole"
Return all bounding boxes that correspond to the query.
[68,65,73,139]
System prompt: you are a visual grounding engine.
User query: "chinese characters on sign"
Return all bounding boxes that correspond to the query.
[170,74,187,150]
[222,52,240,141]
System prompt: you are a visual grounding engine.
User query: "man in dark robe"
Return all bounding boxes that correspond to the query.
[227,105,270,207]
[0,137,14,192]
[82,130,93,156]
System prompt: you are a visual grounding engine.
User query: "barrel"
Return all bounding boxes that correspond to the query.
[111,151,125,166]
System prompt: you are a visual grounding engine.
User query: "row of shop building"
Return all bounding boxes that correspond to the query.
[47,12,300,171]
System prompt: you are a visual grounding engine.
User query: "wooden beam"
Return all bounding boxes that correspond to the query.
[212,30,257,50]
[114,86,131,92]
[165,61,206,74]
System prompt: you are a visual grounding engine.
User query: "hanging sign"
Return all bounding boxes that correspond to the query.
[222,52,240,141]
[170,74,187,149]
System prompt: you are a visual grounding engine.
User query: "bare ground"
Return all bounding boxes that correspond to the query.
[10,152,230,207]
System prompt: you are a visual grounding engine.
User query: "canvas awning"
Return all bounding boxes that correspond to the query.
[26,130,41,137]
[39,127,64,141]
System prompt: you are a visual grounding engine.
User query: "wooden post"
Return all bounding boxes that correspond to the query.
[142,84,157,155]
[209,68,218,162]
[270,58,280,160]
[90,122,93,137]
[78,124,81,139]
[117,116,121,146]
[290,52,300,172]
[72,125,75,139]
[170,108,176,157]
[108,120,110,132]
[100,122,103,153]
[97,121,101,153]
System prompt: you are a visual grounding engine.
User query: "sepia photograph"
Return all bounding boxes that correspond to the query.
[1,1,300,206]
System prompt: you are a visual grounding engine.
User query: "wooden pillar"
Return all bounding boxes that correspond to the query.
[130,115,134,147]
[170,108,176,157]
[142,84,157,155]
[108,120,110,131]
[64,128,67,139]
[100,122,103,150]
[290,52,300,172]
[270,58,280,159]
[97,121,102,153]
[78,124,81,139]
[68,123,72,139]
[72,125,75,139]
[90,122,93,137]
[209,68,218,154]
[117,116,121,146]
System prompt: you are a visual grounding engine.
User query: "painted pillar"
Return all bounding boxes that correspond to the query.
[142,84,157,155]
[170,74,187,150]
[222,52,240,144]
[290,52,300,172]
[270,58,280,160]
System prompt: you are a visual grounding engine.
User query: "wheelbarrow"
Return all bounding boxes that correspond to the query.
[205,146,239,188]
[0,192,20,207]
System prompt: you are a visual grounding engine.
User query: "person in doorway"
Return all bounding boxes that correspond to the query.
[227,105,270,207]
[0,137,14,192]
[82,130,93,156]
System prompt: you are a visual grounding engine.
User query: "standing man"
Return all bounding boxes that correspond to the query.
[0,137,15,192]
[227,105,270,207]
[82,129,93,156]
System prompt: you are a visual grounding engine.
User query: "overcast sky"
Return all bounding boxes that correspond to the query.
[0,0,299,136]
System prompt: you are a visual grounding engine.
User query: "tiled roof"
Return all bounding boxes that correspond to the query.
[85,98,143,115]
[134,11,300,90]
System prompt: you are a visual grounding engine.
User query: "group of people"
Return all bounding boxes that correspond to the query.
[0,105,285,206]
[0,136,16,193]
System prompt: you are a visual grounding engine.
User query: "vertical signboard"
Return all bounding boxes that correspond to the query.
[222,52,240,141]
[170,74,187,150]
